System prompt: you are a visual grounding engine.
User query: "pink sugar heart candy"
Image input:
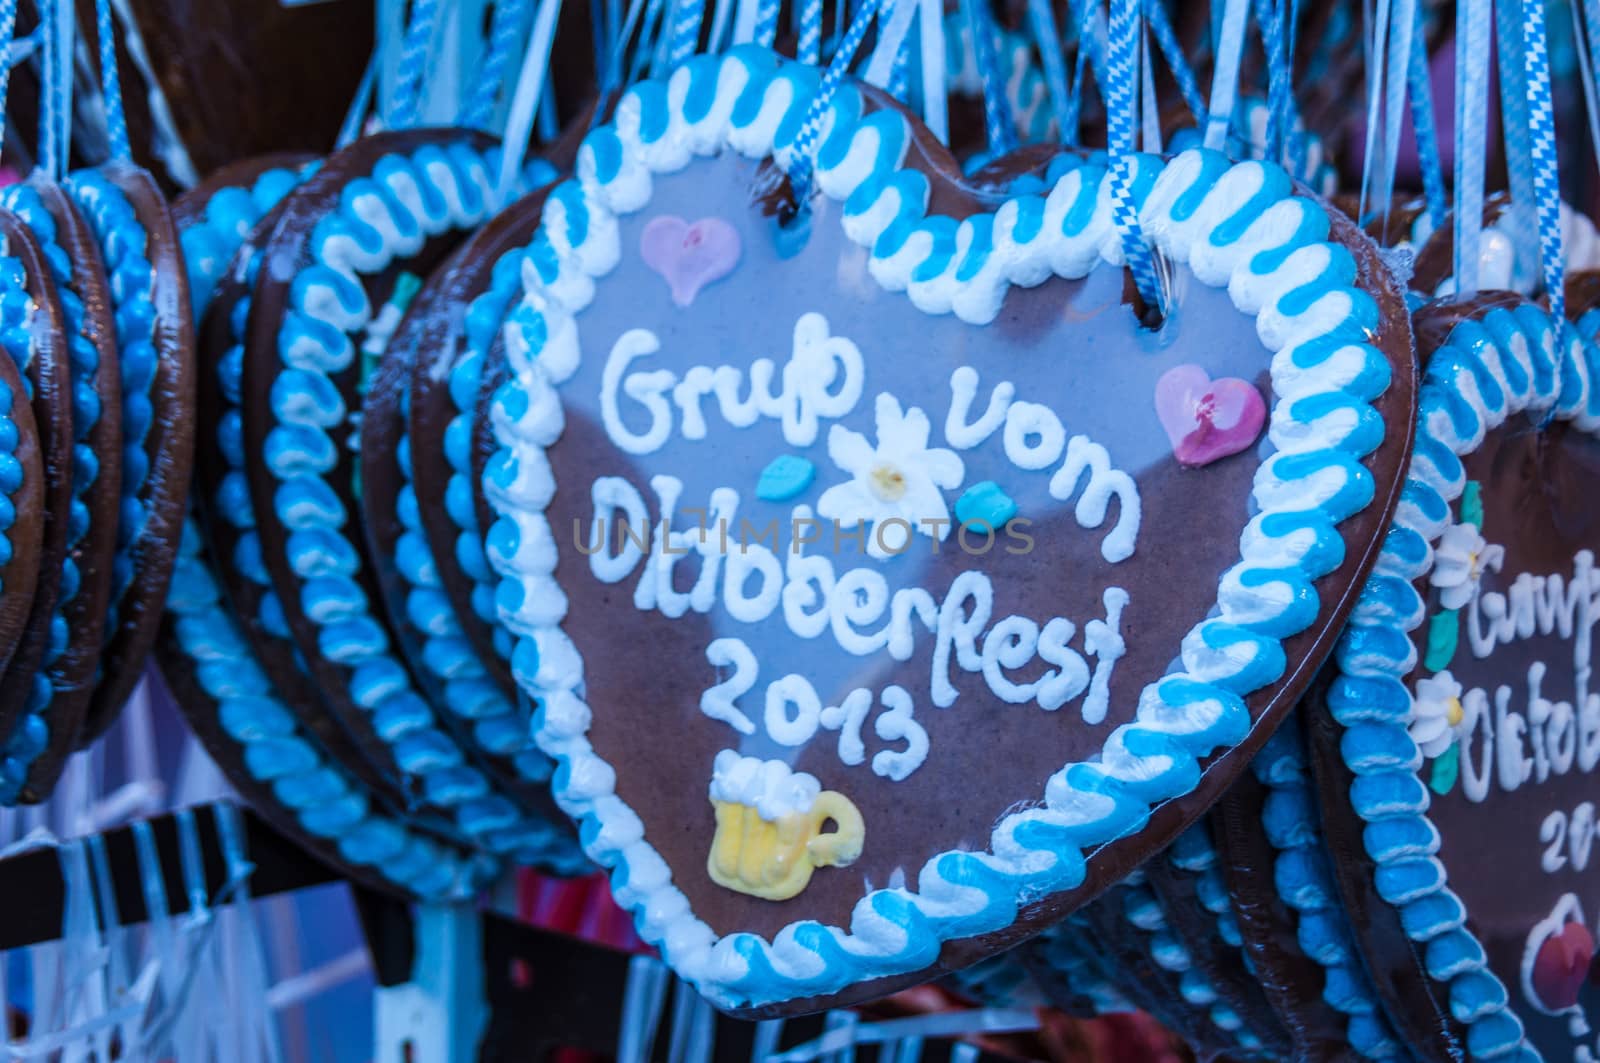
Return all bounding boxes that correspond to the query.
[640,214,742,307]
[1154,363,1267,467]
[1533,921,1595,1011]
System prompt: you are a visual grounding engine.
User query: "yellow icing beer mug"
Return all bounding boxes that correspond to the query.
[707,789,865,901]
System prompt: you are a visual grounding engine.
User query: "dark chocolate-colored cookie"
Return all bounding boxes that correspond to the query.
[1210,722,1400,1061]
[1145,822,1296,1057]
[473,51,1418,1015]
[360,244,584,870]
[1309,293,1598,1062]
[0,213,74,772]
[66,161,195,743]
[0,176,124,800]
[0,316,45,683]
[242,128,582,861]
[189,176,438,827]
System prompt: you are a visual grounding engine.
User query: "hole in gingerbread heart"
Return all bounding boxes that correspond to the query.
[1122,268,1168,331]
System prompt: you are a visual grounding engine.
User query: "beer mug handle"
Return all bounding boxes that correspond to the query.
[805,792,865,869]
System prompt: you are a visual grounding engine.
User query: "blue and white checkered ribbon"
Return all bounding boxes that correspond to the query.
[753,0,782,47]
[1522,0,1567,321]
[667,0,707,66]
[1408,0,1447,228]
[1497,0,1541,277]
[1106,0,1165,314]
[963,0,1016,152]
[389,0,440,128]
[788,0,885,199]
[796,0,823,64]
[94,0,128,159]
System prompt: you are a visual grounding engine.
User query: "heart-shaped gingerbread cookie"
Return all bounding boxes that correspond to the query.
[481,49,1417,1013]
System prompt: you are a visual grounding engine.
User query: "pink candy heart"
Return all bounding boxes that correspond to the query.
[640,215,742,307]
[1532,922,1595,1011]
[1154,364,1267,467]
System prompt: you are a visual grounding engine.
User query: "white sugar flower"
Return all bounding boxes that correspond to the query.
[818,393,964,559]
[1411,670,1466,759]
[1431,522,1504,610]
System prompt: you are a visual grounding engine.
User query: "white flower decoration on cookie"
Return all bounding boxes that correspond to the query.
[1430,522,1504,610]
[818,394,964,559]
[1411,670,1466,759]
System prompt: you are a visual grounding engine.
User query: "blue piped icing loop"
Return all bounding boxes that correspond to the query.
[391,346,584,871]
[64,169,156,650]
[180,163,319,329]
[1326,303,1596,1062]
[1250,718,1406,1060]
[482,48,1403,1009]
[0,225,44,796]
[1118,873,1262,1052]
[167,160,492,898]
[166,515,491,898]
[266,139,574,865]
[1030,918,1136,1015]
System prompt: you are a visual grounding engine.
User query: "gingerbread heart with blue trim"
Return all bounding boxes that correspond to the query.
[1309,291,1600,1063]
[481,48,1418,1013]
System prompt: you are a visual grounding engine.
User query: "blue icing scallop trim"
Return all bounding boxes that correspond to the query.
[391,340,584,872]
[181,163,319,330]
[1119,872,1261,1051]
[1325,304,1597,1062]
[0,185,112,795]
[1031,917,1135,1015]
[64,169,156,647]
[166,515,492,897]
[483,47,1400,1010]
[268,139,571,864]
[165,164,486,895]
[1251,720,1405,1060]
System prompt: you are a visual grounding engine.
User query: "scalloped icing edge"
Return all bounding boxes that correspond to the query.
[484,45,1399,1009]
[1325,301,1600,1062]
[263,136,578,864]
[1250,716,1407,1060]
[167,166,494,899]
[0,183,114,793]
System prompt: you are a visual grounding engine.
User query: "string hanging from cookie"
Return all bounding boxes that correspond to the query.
[1104,0,1168,319]
[1454,0,1491,292]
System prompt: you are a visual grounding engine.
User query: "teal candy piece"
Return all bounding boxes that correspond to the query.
[755,454,815,501]
[954,481,1018,530]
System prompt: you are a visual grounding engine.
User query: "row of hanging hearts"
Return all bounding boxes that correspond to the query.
[6,0,1599,1059]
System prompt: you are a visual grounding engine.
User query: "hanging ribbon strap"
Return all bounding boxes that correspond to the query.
[1455,0,1491,290]
[1202,0,1250,150]
[1143,0,1203,125]
[92,0,127,160]
[1027,0,1072,141]
[1522,0,1566,320]
[1105,0,1165,315]
[389,0,441,128]
[962,0,1015,154]
[461,0,533,129]
[787,0,885,204]
[1408,0,1446,228]
[668,0,707,67]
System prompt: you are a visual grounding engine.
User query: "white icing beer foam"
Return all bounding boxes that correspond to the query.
[710,751,822,821]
